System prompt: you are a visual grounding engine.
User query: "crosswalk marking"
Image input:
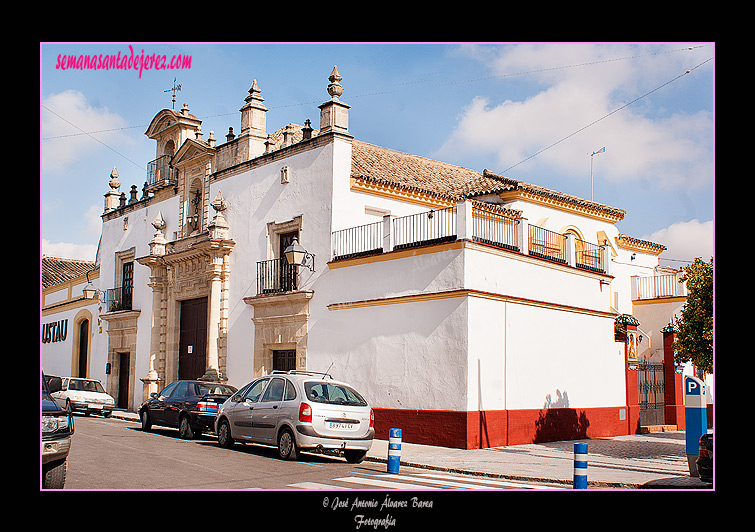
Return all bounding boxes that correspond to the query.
[334,476,442,490]
[375,473,476,489]
[287,471,555,490]
[413,473,552,490]
[288,482,350,490]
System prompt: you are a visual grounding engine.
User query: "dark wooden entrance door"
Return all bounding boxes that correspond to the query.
[273,349,296,371]
[118,352,130,409]
[179,297,208,380]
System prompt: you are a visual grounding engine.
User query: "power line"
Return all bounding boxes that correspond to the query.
[41,104,146,171]
[498,57,713,175]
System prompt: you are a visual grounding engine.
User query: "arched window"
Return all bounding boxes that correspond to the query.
[163,139,175,158]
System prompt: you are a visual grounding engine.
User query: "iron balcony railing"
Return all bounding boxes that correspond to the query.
[257,258,298,295]
[146,154,177,190]
[331,220,383,261]
[392,206,457,250]
[104,286,133,312]
[329,203,608,274]
[472,208,520,251]
[528,225,567,264]
[575,238,605,273]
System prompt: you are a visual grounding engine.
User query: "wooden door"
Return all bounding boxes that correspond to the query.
[179,297,208,380]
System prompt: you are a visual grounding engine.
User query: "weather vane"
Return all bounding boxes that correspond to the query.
[164,78,182,109]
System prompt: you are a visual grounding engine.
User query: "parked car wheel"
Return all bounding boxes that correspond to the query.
[344,449,367,463]
[140,410,152,431]
[277,428,299,461]
[179,415,195,439]
[217,419,234,448]
[42,458,67,489]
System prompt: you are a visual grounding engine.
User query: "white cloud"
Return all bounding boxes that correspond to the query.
[85,203,103,239]
[438,43,713,189]
[644,219,714,265]
[42,239,98,261]
[41,90,130,175]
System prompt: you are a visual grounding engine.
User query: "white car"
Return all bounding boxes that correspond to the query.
[52,377,115,417]
[216,370,374,463]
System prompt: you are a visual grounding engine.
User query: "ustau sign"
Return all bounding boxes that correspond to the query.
[42,319,68,344]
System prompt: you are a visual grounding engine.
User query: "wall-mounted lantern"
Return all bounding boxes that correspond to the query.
[82,270,104,302]
[284,238,315,272]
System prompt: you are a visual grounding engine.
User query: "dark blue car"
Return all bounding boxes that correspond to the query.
[42,374,74,488]
[139,380,237,439]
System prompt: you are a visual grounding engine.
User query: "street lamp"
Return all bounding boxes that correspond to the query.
[283,238,315,271]
[82,270,103,301]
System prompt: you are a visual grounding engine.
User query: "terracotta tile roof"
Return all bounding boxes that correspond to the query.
[351,140,487,201]
[480,170,627,221]
[42,256,96,289]
[350,141,627,222]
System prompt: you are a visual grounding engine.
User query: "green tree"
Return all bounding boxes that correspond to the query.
[671,257,713,374]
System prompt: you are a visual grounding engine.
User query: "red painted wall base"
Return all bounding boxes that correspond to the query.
[373,406,630,449]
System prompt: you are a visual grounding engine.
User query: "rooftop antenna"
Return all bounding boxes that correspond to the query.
[590,147,605,201]
[164,78,182,109]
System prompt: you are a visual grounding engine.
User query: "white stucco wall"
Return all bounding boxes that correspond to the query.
[309,295,469,411]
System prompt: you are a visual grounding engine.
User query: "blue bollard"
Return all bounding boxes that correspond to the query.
[573,442,588,489]
[387,428,401,474]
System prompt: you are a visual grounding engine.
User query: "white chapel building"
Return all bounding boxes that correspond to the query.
[42,66,698,449]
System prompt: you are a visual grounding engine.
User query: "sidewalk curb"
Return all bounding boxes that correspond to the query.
[365,456,639,489]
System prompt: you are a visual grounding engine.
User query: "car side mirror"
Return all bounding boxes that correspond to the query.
[150,392,158,399]
[48,376,62,394]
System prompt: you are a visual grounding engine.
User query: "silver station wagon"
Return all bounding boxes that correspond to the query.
[215,370,374,463]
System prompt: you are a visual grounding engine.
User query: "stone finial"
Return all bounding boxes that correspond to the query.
[246,79,263,103]
[211,191,227,213]
[327,66,344,100]
[152,211,166,232]
[302,119,313,140]
[109,167,120,190]
[209,191,229,239]
[149,211,168,255]
[319,66,350,134]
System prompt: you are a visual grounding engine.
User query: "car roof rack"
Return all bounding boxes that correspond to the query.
[270,370,333,379]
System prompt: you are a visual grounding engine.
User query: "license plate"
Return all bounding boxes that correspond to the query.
[89,403,102,409]
[328,422,356,430]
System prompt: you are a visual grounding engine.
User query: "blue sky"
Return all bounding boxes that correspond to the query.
[40,42,714,268]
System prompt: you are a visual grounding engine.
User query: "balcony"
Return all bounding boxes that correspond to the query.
[331,201,609,274]
[104,286,133,312]
[146,155,177,191]
[257,258,298,295]
[632,272,687,301]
